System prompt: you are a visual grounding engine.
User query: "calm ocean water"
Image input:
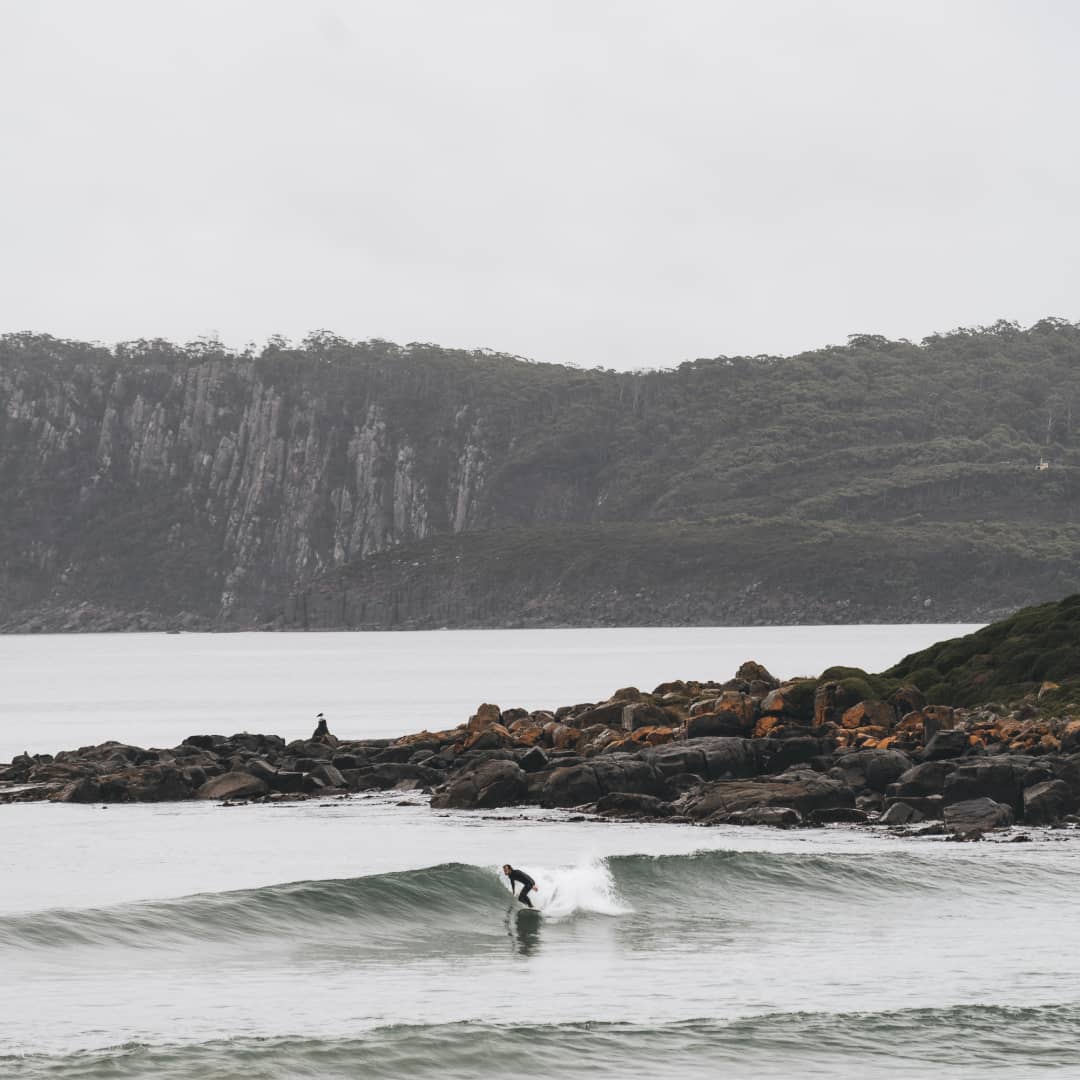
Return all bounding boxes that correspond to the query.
[9,624,1079,1079]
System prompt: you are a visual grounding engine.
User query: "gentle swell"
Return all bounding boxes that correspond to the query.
[6,1004,1080,1079]
[5,848,1079,952]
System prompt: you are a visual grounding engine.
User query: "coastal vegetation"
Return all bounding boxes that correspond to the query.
[3,319,1080,629]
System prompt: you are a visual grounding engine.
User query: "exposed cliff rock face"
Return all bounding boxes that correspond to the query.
[1,338,532,625]
[5,322,1080,630]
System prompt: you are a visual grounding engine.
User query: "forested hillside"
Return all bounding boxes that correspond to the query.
[2,319,1080,630]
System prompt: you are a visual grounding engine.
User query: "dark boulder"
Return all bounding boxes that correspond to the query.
[429,760,528,810]
[310,763,347,789]
[128,765,193,801]
[807,806,868,825]
[943,759,1036,814]
[53,777,102,803]
[681,768,854,821]
[352,763,443,791]
[270,771,307,793]
[590,756,670,799]
[642,744,707,779]
[373,744,416,764]
[829,748,913,793]
[883,795,944,821]
[944,797,1014,834]
[892,760,956,797]
[881,801,923,826]
[686,713,748,739]
[922,730,969,760]
[196,771,270,801]
[697,738,762,779]
[622,702,670,731]
[518,746,550,774]
[332,753,367,771]
[243,759,280,785]
[182,735,226,751]
[722,806,801,827]
[595,792,675,818]
[1023,780,1074,825]
[539,764,603,808]
[573,701,626,728]
[764,736,826,774]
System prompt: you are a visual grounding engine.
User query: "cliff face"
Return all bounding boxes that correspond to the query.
[4,322,1080,631]
[0,341,525,623]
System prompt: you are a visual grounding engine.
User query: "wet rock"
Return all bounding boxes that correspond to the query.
[373,744,415,764]
[53,777,102,803]
[270,771,307,793]
[892,760,956,796]
[943,759,1033,814]
[807,806,868,825]
[694,737,763,779]
[196,771,271,801]
[332,753,367,771]
[590,756,670,799]
[881,801,923,826]
[518,746,550,773]
[539,764,603,808]
[721,806,801,827]
[310,763,347,789]
[922,730,969,760]
[352,763,443,791]
[1023,779,1074,825]
[883,795,944,821]
[643,744,707,778]
[243,759,280,785]
[595,792,674,818]
[764,736,825,774]
[686,712,750,739]
[830,748,913,793]
[430,759,528,809]
[681,768,854,821]
[944,797,1014,835]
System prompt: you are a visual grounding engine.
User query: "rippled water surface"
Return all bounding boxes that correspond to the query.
[8,623,1076,1079]
[3,798,1080,1079]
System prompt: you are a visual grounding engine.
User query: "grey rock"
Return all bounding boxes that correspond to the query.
[196,771,270,801]
[880,801,923,826]
[430,760,528,809]
[944,797,1014,834]
[1023,779,1074,825]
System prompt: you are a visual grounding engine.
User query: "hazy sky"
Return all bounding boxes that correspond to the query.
[1,0,1077,368]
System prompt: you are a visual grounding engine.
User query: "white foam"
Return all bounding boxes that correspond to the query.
[512,858,631,919]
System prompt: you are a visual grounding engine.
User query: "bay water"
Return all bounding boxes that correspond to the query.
[7,624,1080,1079]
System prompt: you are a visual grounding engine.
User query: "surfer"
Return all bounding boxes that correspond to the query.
[503,864,537,907]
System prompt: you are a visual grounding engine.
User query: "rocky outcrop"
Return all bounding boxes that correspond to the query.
[430,760,528,810]
[679,769,855,823]
[7,653,1080,835]
[944,797,1015,836]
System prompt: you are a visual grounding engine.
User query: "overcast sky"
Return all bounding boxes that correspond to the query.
[1,0,1077,369]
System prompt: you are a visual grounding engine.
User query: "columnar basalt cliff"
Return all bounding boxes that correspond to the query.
[4,322,1080,630]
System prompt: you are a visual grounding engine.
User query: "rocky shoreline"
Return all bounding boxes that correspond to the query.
[6,658,1080,839]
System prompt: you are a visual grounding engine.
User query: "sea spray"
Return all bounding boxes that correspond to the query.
[511,858,632,919]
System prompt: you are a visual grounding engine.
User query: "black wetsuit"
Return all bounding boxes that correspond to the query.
[507,867,536,907]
